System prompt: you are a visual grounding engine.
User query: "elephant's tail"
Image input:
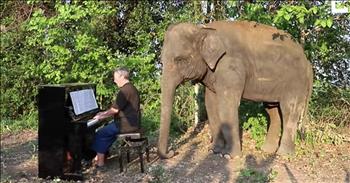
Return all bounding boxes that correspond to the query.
[298,65,314,137]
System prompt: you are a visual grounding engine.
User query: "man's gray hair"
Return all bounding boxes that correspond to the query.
[114,67,130,79]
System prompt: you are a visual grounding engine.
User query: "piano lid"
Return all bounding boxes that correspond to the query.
[38,83,94,88]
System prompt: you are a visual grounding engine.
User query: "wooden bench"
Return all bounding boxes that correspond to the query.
[116,130,150,173]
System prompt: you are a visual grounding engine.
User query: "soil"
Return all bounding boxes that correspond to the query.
[1,124,349,183]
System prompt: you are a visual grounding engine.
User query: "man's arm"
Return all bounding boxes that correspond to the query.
[93,107,119,120]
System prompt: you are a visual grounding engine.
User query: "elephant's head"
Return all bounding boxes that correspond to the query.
[158,23,226,159]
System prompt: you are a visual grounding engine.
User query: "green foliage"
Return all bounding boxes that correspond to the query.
[239,3,273,24]
[243,113,268,148]
[148,164,170,183]
[301,80,350,145]
[1,1,120,121]
[302,121,346,145]
[239,102,268,148]
[171,84,197,135]
[1,1,197,135]
[1,111,38,134]
[237,168,278,183]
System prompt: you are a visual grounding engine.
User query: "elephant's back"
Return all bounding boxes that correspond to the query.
[211,21,311,81]
[212,21,307,62]
[210,21,300,48]
[209,20,285,34]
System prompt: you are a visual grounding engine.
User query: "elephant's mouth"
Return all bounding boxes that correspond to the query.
[190,79,200,85]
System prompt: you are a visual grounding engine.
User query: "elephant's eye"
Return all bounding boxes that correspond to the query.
[174,56,187,63]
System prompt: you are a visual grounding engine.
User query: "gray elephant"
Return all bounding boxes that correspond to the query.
[158,20,313,159]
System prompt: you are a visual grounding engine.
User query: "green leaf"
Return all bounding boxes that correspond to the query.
[311,7,318,14]
[298,17,305,24]
[283,14,291,21]
[314,19,321,26]
[326,18,333,28]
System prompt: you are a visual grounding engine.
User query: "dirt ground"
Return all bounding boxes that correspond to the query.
[1,124,349,183]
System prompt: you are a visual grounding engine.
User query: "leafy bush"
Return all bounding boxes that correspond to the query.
[302,121,346,145]
[243,113,268,148]
[171,84,197,135]
[301,80,350,145]
[239,101,268,148]
[310,80,350,126]
[0,1,196,135]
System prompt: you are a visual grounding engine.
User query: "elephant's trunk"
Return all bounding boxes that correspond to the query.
[158,76,177,159]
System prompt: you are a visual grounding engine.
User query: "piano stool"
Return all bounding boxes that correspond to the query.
[116,132,150,173]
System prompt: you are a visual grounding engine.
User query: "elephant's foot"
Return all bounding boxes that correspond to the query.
[220,152,241,160]
[220,149,242,160]
[276,143,295,155]
[208,148,220,154]
[261,141,279,154]
[208,144,224,154]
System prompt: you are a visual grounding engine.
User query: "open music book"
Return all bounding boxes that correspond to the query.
[69,89,98,116]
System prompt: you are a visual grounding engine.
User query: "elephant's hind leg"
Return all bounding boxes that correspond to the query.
[205,88,225,154]
[261,103,281,153]
[277,97,305,155]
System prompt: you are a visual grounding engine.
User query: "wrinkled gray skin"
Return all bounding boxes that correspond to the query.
[158,21,313,159]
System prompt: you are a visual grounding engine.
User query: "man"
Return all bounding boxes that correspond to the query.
[91,67,140,167]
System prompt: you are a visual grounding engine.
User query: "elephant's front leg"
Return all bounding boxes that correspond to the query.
[205,87,224,154]
[217,92,242,158]
[215,57,245,158]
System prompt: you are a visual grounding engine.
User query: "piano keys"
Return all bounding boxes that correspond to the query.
[37,83,107,180]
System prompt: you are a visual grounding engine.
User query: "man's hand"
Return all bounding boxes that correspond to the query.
[93,111,108,120]
[93,107,118,120]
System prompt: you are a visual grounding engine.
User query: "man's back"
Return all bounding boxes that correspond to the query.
[114,83,140,133]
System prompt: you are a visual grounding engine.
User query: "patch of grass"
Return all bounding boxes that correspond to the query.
[0,175,13,183]
[0,112,38,134]
[148,164,170,183]
[303,81,350,145]
[299,115,347,146]
[237,168,278,183]
[304,121,346,145]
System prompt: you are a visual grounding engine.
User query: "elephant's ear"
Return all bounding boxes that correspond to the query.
[199,28,226,70]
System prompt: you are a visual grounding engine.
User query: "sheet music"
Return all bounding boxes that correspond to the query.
[69,89,98,115]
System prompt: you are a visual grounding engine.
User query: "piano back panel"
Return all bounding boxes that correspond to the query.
[37,83,97,179]
[38,86,67,178]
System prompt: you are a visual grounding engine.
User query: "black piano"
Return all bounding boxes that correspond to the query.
[38,83,107,180]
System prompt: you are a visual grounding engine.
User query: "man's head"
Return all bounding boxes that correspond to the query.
[113,67,130,87]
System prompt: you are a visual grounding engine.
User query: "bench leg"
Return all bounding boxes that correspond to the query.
[119,149,123,173]
[146,147,150,162]
[138,146,144,173]
[127,149,131,163]
[144,139,150,162]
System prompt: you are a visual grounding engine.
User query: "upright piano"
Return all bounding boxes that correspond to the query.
[38,83,107,180]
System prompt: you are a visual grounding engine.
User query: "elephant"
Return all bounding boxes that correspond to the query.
[158,20,313,159]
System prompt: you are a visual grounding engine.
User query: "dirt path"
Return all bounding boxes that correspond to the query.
[1,125,349,183]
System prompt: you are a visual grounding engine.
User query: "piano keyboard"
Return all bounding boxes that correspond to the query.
[87,118,99,127]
